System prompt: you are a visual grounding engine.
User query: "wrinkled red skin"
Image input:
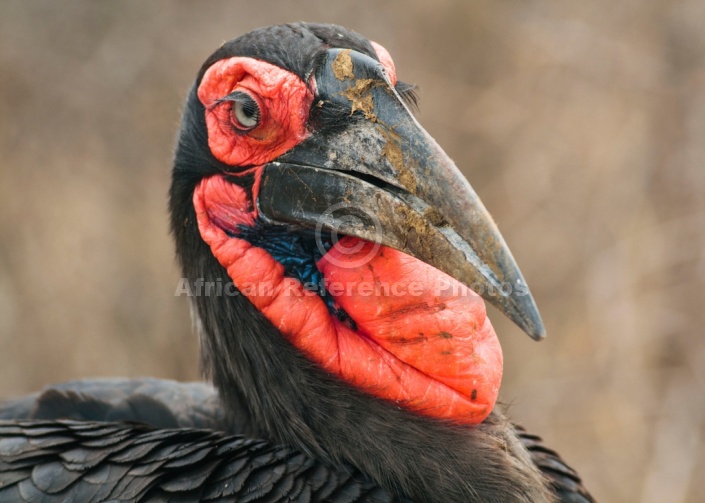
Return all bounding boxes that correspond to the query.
[198,58,313,167]
[371,41,397,85]
[194,174,503,425]
[195,51,503,425]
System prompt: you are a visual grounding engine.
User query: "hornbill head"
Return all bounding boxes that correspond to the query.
[170,23,550,502]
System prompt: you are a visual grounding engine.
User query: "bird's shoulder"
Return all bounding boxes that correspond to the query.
[0,378,227,430]
[0,418,406,502]
[516,425,595,503]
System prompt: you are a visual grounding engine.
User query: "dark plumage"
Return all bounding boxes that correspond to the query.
[0,23,594,503]
[1,379,592,502]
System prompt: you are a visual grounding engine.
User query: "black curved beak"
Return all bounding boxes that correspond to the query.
[257,49,545,340]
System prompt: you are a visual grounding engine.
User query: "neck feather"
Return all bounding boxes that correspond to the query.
[189,267,552,502]
[172,198,552,502]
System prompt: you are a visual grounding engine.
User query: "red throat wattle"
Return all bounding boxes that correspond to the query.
[194,49,503,425]
[194,174,503,425]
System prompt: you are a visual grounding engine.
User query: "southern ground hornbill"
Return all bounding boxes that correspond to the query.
[0,23,593,503]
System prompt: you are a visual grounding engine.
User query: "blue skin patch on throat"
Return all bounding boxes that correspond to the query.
[227,220,357,329]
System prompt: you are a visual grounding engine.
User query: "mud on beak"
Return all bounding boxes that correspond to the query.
[257,49,545,341]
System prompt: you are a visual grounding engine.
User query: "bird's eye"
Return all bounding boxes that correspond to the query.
[229,92,260,130]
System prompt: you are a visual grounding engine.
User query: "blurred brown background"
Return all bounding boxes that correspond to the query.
[1,1,704,501]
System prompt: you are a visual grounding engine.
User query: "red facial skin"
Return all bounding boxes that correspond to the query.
[371,41,397,85]
[194,51,503,425]
[197,57,313,166]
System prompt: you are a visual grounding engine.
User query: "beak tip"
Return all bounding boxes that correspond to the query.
[502,291,547,341]
[509,310,545,341]
[529,325,547,341]
[522,312,547,341]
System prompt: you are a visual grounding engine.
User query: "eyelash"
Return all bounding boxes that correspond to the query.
[396,82,419,112]
[231,95,260,130]
[213,91,262,132]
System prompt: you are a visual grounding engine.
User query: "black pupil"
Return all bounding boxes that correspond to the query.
[229,91,258,122]
[240,99,257,118]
